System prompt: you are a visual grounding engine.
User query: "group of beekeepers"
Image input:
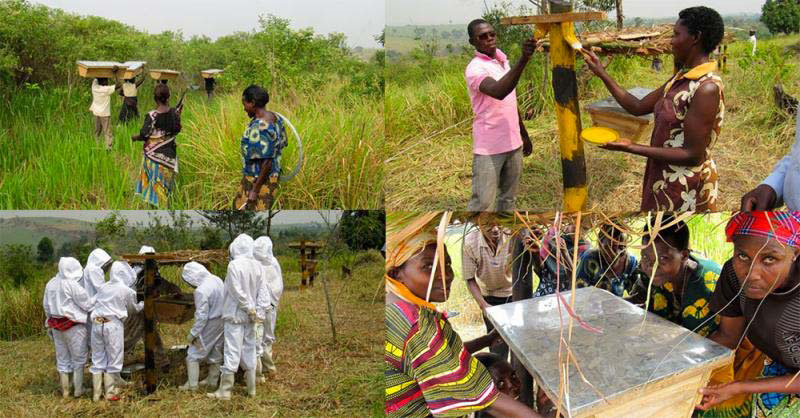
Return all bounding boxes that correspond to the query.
[42,233,284,402]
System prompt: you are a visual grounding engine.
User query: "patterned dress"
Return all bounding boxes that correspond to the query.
[385,299,499,417]
[234,114,288,210]
[627,255,721,337]
[642,62,724,211]
[135,109,181,207]
[576,249,640,297]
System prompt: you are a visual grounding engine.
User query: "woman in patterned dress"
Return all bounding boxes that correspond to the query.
[132,83,181,207]
[583,6,725,211]
[233,84,288,210]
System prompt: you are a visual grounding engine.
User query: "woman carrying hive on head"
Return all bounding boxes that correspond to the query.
[131,83,182,207]
[234,85,288,211]
[385,213,541,417]
[119,73,145,123]
[583,6,725,211]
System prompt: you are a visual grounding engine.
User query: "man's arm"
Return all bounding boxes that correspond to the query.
[466,278,490,311]
[487,392,543,417]
[478,38,537,100]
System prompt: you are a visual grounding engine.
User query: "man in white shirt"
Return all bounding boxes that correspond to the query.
[741,106,800,211]
[90,67,121,151]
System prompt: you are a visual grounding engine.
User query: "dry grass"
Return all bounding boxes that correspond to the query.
[386,35,800,211]
[0,257,383,417]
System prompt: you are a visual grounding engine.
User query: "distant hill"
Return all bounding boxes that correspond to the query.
[0,217,95,249]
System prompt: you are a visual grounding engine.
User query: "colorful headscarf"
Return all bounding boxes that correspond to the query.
[725,211,800,248]
[386,212,444,311]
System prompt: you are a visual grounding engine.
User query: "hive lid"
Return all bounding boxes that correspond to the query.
[485,287,733,417]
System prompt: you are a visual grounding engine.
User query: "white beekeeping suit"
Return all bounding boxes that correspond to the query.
[749,32,757,56]
[179,261,225,391]
[253,236,283,376]
[83,249,112,297]
[208,234,270,400]
[131,245,155,279]
[90,261,143,402]
[43,257,94,399]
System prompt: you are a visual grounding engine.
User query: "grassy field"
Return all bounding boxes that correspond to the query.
[0,81,384,209]
[0,251,384,416]
[386,34,800,211]
[437,213,734,341]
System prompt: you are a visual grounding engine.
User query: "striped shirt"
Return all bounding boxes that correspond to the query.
[385,299,499,417]
[462,229,513,298]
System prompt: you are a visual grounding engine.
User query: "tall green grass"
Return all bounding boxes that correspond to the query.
[386,35,800,211]
[0,81,384,209]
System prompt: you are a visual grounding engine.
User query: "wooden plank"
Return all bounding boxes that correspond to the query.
[500,11,606,25]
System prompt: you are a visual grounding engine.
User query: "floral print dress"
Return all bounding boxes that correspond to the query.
[642,62,724,211]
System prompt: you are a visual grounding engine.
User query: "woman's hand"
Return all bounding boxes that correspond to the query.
[580,48,606,77]
[697,382,742,410]
[599,139,632,152]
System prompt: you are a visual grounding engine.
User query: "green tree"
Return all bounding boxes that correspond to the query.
[198,211,268,243]
[0,244,35,287]
[200,226,224,250]
[761,0,800,34]
[337,211,385,251]
[95,211,128,248]
[36,236,54,263]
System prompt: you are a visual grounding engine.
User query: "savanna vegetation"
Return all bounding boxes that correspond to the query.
[386,4,799,211]
[0,0,385,209]
[0,211,384,415]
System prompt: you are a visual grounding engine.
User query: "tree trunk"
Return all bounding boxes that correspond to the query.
[616,0,624,30]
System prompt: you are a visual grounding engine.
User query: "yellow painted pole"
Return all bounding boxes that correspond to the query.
[548,0,588,212]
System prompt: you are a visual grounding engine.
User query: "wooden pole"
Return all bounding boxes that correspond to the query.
[309,247,317,287]
[300,241,307,290]
[549,0,588,212]
[143,258,157,394]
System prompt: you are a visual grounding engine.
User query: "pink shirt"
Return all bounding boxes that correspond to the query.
[465,49,522,155]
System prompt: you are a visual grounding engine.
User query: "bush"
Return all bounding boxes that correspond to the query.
[0,244,35,287]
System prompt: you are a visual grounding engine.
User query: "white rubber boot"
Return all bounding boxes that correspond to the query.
[262,345,277,373]
[256,358,266,383]
[103,373,119,400]
[59,373,70,398]
[245,368,257,397]
[73,369,84,397]
[179,360,200,391]
[199,363,221,387]
[92,373,103,402]
[207,373,234,400]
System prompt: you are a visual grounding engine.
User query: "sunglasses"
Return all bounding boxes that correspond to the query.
[478,31,496,41]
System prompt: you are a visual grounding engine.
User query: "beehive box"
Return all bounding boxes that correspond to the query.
[154,293,195,324]
[121,61,146,79]
[586,87,655,142]
[149,69,180,81]
[201,69,224,78]
[76,61,121,78]
[486,287,733,418]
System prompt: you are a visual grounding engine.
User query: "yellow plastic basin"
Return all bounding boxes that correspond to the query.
[581,126,620,145]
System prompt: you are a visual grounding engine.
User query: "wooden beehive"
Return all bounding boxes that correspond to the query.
[121,61,146,79]
[154,293,195,324]
[76,61,120,78]
[149,69,180,81]
[486,288,734,418]
[585,87,655,142]
[201,69,224,78]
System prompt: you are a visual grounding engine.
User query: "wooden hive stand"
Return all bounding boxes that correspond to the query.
[501,0,605,212]
[121,249,228,394]
[288,241,325,290]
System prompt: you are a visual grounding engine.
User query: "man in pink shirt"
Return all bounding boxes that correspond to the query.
[465,19,536,211]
